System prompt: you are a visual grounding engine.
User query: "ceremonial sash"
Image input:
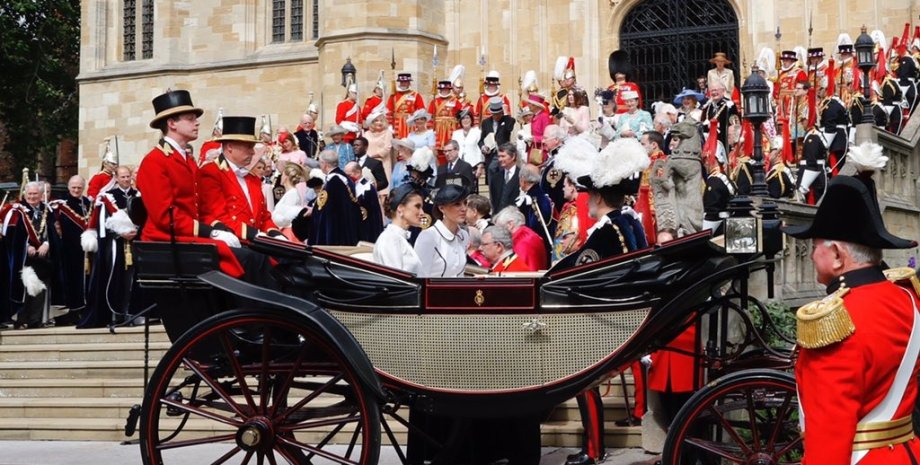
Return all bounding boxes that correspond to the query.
[56,203,89,230]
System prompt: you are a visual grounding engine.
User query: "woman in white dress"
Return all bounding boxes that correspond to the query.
[372,185,424,273]
[451,109,483,178]
[271,162,308,242]
[414,184,470,278]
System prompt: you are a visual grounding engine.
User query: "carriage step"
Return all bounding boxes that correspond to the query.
[0,342,170,362]
[0,360,152,379]
[0,324,169,345]
[0,397,140,419]
[541,421,643,448]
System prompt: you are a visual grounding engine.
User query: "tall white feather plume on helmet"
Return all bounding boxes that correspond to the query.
[449,65,465,87]
[553,56,569,81]
[870,30,887,50]
[522,70,539,93]
[213,107,224,134]
[756,48,776,77]
[837,33,854,49]
[590,138,650,189]
[260,115,272,136]
[554,136,598,181]
[794,46,807,66]
[846,141,888,173]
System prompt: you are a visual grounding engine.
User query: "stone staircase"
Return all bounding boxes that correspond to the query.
[0,325,640,447]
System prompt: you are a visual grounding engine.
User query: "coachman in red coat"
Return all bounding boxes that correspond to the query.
[197,116,283,242]
[785,174,920,464]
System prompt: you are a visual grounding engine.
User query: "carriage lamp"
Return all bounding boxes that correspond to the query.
[855,26,876,124]
[724,196,761,255]
[741,70,771,197]
[341,57,357,88]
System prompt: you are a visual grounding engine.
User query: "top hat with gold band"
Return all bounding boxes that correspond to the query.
[214,116,258,143]
[149,90,204,129]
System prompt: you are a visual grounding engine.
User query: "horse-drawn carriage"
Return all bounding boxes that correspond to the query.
[130,230,802,465]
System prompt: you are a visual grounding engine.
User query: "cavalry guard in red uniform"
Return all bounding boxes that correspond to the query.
[784,169,920,464]
[361,74,385,122]
[87,144,117,200]
[387,73,426,140]
[552,56,577,114]
[335,82,361,144]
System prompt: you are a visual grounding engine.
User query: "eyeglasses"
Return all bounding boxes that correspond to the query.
[480,242,495,247]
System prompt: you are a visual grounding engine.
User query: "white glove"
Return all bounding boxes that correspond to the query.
[211,230,241,248]
[640,354,652,368]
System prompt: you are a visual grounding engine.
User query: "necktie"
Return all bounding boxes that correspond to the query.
[449,162,454,172]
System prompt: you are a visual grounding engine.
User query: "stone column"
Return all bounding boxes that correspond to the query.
[314,0,447,132]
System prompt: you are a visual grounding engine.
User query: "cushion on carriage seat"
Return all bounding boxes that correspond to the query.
[133,241,219,282]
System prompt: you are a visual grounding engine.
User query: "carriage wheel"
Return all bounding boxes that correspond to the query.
[140,308,381,465]
[662,369,802,465]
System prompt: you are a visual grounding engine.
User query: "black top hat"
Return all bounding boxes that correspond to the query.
[432,184,470,205]
[807,47,824,58]
[397,73,412,82]
[214,116,258,143]
[838,43,854,54]
[783,176,916,249]
[149,90,204,129]
[437,80,452,90]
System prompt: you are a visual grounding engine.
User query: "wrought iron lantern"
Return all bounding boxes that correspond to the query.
[341,58,356,88]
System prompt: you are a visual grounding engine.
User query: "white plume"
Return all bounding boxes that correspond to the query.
[846,141,888,172]
[794,46,807,65]
[837,33,853,47]
[105,209,137,236]
[756,48,776,77]
[408,147,434,172]
[522,70,538,90]
[449,65,465,85]
[21,266,46,297]
[591,138,650,188]
[81,229,98,253]
[553,56,568,81]
[871,30,887,50]
[554,136,599,180]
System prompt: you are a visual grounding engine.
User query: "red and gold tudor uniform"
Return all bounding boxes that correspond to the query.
[785,175,920,464]
[197,154,282,242]
[428,82,461,155]
[387,73,426,140]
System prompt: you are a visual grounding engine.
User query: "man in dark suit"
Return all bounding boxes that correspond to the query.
[436,140,476,190]
[479,97,516,167]
[487,143,521,214]
[352,136,388,191]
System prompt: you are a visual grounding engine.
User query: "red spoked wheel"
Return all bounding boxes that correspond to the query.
[140,308,381,465]
[662,369,802,465]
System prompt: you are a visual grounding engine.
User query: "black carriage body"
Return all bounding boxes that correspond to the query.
[230,232,737,419]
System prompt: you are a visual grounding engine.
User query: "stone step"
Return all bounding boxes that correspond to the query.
[0,398,140,419]
[548,396,634,422]
[0,360,150,379]
[0,378,146,398]
[0,325,170,345]
[0,416,641,448]
[0,342,170,362]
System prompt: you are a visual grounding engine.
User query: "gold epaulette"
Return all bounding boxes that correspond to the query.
[796,287,855,349]
[884,267,920,296]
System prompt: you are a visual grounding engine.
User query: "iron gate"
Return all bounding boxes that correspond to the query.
[619,0,740,108]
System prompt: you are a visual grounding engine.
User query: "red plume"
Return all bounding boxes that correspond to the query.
[899,23,910,57]
[806,85,817,129]
[874,45,888,82]
[781,119,794,164]
[702,119,720,167]
[825,59,837,99]
[914,26,920,46]
[891,37,901,59]
[741,119,754,156]
[567,57,576,74]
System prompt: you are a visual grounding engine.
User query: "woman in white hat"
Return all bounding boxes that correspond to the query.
[364,106,393,196]
[389,138,416,190]
[613,90,653,140]
[406,109,435,154]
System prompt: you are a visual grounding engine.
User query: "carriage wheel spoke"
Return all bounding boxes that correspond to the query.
[160,395,243,427]
[774,436,804,458]
[269,343,309,418]
[275,445,299,465]
[277,436,359,465]
[181,357,247,419]
[765,390,794,451]
[266,451,278,465]
[275,373,344,423]
[241,449,254,465]
[260,327,273,415]
[279,414,361,432]
[302,413,356,462]
[219,331,258,412]
[256,451,265,465]
[345,422,362,460]
[684,437,746,463]
[708,405,754,455]
[156,433,238,451]
[745,389,762,451]
[210,446,242,465]
[382,414,410,465]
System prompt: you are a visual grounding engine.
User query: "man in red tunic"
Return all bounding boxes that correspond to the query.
[429,80,460,160]
[387,73,426,139]
[482,225,532,273]
[775,50,808,130]
[492,205,547,272]
[785,173,920,464]
[608,51,643,114]
[361,78,384,122]
[197,116,284,243]
[87,150,117,200]
[474,71,511,125]
[335,84,361,144]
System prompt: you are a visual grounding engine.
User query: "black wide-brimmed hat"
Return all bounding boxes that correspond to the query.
[149,90,204,129]
[783,176,916,249]
[388,184,420,211]
[432,184,469,205]
[214,116,258,143]
[575,173,641,196]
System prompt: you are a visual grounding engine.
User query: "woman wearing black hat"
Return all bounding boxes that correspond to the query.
[372,185,423,274]
[413,184,469,278]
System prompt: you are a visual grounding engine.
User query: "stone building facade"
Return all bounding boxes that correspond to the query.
[78,0,919,173]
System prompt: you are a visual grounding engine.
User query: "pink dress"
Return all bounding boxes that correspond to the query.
[365,129,393,195]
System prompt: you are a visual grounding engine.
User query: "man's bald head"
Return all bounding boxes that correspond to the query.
[68,175,86,198]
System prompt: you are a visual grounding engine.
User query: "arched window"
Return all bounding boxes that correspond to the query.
[620,0,739,105]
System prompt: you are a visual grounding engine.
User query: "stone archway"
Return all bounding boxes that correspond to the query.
[619,0,740,104]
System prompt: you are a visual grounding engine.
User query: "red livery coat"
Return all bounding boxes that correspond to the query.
[87,171,114,200]
[474,94,512,125]
[491,252,534,273]
[796,275,920,465]
[335,99,361,143]
[135,140,244,277]
[387,91,426,139]
[197,155,280,242]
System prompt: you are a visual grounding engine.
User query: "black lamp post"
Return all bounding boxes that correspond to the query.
[855,26,876,124]
[741,69,771,197]
[341,57,356,88]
